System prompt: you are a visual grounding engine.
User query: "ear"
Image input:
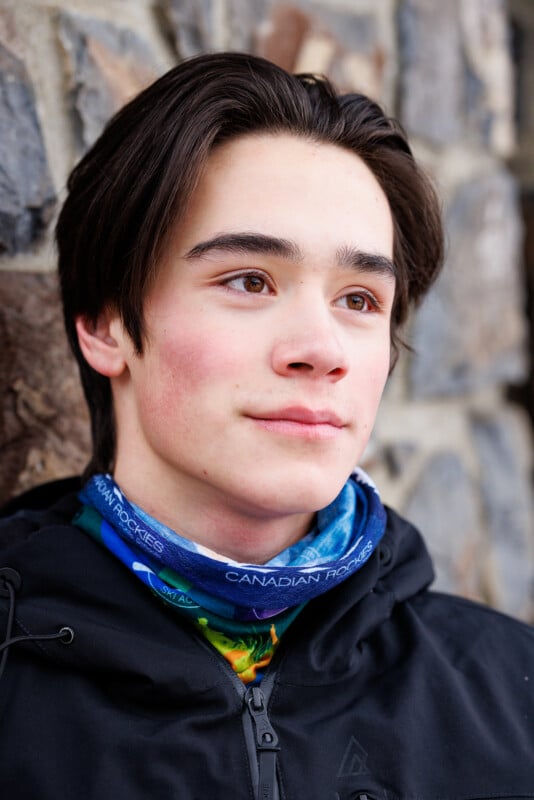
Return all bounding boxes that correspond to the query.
[75,310,128,378]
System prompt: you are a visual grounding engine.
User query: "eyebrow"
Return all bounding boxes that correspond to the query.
[336,245,396,280]
[184,231,396,279]
[184,232,302,261]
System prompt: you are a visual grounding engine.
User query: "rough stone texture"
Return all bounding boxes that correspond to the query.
[403,451,483,601]
[398,0,464,145]
[381,441,418,480]
[160,0,263,56]
[410,169,527,397]
[58,10,163,152]
[0,271,90,507]
[160,1,387,100]
[460,0,515,156]
[398,0,514,153]
[256,4,313,71]
[0,40,56,255]
[258,3,386,99]
[517,191,534,424]
[158,0,220,56]
[470,410,533,619]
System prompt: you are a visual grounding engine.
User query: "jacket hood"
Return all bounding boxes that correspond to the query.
[275,503,435,683]
[0,480,434,695]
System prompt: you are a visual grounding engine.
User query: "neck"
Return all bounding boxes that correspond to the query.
[112,464,314,565]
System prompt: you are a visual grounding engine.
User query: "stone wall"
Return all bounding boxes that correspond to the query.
[0,0,532,620]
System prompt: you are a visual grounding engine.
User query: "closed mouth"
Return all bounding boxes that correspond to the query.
[245,407,346,439]
[248,407,345,427]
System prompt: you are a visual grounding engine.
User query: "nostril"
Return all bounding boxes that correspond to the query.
[327,366,345,377]
[288,362,313,370]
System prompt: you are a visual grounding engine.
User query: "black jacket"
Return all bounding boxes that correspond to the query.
[0,481,533,800]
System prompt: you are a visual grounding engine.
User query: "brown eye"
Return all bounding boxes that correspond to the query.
[345,294,366,311]
[223,272,271,294]
[243,275,266,293]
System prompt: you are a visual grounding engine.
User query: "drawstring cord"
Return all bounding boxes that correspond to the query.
[0,567,74,681]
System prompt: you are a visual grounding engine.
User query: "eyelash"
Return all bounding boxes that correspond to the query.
[220,270,381,312]
[335,291,381,313]
[221,271,272,294]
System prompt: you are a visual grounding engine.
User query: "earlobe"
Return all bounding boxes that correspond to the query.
[75,312,127,378]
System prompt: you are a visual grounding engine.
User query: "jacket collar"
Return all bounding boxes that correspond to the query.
[0,482,434,695]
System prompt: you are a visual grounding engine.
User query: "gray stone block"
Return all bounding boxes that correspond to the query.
[403,451,482,599]
[410,169,527,397]
[161,1,387,100]
[58,10,163,151]
[0,43,55,255]
[460,0,514,156]
[160,0,262,57]
[398,0,514,152]
[302,4,378,55]
[470,410,533,619]
[398,0,464,145]
[159,0,216,57]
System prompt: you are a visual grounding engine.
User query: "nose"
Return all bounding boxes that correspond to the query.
[271,304,349,382]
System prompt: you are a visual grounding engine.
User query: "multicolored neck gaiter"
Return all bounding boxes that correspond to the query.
[75,468,386,684]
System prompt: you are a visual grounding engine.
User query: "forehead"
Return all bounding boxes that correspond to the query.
[169,132,394,262]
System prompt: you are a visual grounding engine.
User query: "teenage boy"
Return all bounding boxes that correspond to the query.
[0,52,532,800]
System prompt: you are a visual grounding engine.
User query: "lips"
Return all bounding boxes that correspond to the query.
[251,407,345,427]
[245,406,346,439]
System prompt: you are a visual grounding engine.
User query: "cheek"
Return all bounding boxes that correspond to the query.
[372,351,392,396]
[348,341,391,422]
[359,336,391,385]
[150,323,250,399]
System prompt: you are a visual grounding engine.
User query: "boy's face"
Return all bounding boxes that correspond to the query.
[108,133,395,537]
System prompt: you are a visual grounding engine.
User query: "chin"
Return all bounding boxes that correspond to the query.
[250,475,348,517]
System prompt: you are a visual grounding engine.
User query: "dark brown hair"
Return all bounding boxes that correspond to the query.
[56,51,443,476]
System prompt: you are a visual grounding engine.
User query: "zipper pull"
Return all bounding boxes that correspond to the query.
[246,686,280,800]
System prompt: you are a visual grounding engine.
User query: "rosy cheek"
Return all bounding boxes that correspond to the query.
[157,325,247,392]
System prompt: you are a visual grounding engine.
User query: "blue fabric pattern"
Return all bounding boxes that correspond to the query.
[80,468,386,613]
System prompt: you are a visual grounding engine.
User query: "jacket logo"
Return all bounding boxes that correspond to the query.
[337,736,370,778]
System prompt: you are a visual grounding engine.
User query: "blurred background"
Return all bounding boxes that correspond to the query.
[0,0,532,619]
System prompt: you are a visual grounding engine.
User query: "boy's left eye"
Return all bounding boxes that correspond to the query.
[336,292,376,312]
[223,273,270,293]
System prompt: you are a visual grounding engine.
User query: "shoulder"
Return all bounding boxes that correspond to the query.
[0,478,82,550]
[0,477,82,517]
[380,505,533,670]
[412,588,534,658]
[383,586,534,729]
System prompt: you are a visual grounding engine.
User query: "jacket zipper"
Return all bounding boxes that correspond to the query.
[244,684,280,800]
[193,631,282,800]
